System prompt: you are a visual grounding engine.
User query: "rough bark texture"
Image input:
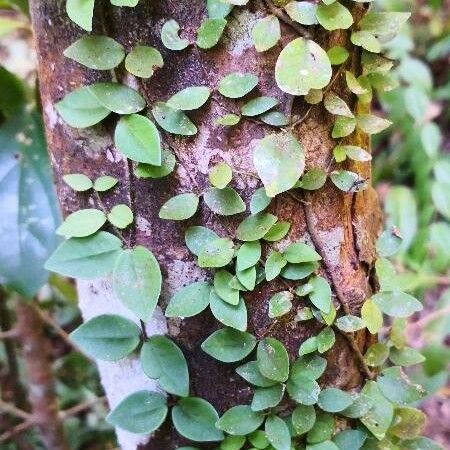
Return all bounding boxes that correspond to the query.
[30,1,382,448]
[15,302,69,450]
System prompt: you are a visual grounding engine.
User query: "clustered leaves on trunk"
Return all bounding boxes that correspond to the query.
[43,0,439,449]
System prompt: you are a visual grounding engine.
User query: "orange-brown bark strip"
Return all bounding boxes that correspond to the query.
[15,302,69,450]
[30,1,382,448]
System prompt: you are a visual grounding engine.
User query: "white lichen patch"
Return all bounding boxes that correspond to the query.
[315,226,344,267]
[77,278,168,450]
[223,9,260,56]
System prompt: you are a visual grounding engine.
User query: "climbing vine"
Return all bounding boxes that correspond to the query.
[42,0,440,449]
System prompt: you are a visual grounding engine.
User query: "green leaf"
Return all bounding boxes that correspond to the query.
[283,242,321,264]
[216,405,264,436]
[281,262,318,280]
[259,111,289,126]
[316,2,353,30]
[291,354,327,380]
[236,241,261,272]
[237,213,278,241]
[341,392,373,419]
[287,373,320,405]
[356,114,392,134]
[196,18,227,49]
[377,367,425,405]
[167,86,211,111]
[265,415,291,450]
[172,397,224,442]
[152,102,197,136]
[361,299,383,334]
[55,86,111,128]
[265,251,287,281]
[298,336,318,356]
[236,266,256,291]
[351,31,380,53]
[390,407,426,440]
[241,96,278,117]
[110,0,139,5]
[207,0,233,18]
[306,442,339,450]
[185,226,219,256]
[268,291,293,318]
[308,276,331,314]
[159,193,199,220]
[257,338,289,382]
[364,342,389,367]
[112,246,161,322]
[372,291,422,318]
[218,72,258,98]
[332,116,356,138]
[345,71,368,95]
[56,209,106,238]
[125,45,164,78]
[306,412,334,444]
[87,82,146,114]
[263,221,290,242]
[214,270,240,305]
[432,181,450,219]
[389,347,425,367]
[140,335,189,397]
[107,204,133,229]
[114,114,161,166]
[333,429,367,450]
[210,290,247,331]
[330,170,367,193]
[45,232,122,279]
[66,0,94,31]
[298,168,327,190]
[70,314,141,361]
[318,388,353,412]
[64,35,125,70]
[198,237,235,268]
[94,175,118,192]
[208,162,233,189]
[292,404,316,435]
[305,89,323,105]
[360,381,393,440]
[275,37,332,95]
[250,187,272,214]
[359,12,410,40]
[324,93,354,118]
[135,148,176,179]
[220,435,246,450]
[236,360,278,387]
[317,327,335,353]
[106,391,167,433]
[63,173,93,191]
[215,114,241,126]
[253,132,305,197]
[161,19,189,51]
[335,315,366,333]
[251,385,285,412]
[165,281,211,318]
[285,1,318,25]
[204,187,246,216]
[251,15,281,52]
[327,45,349,65]
[201,328,257,362]
[334,145,371,162]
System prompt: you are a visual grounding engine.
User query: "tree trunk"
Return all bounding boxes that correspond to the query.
[30,1,382,449]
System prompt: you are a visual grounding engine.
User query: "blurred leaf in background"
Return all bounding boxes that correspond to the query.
[0,67,60,297]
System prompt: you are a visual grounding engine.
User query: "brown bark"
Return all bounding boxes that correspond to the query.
[15,302,69,450]
[30,1,382,448]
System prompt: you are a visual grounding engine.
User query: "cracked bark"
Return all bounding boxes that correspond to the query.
[30,1,382,449]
